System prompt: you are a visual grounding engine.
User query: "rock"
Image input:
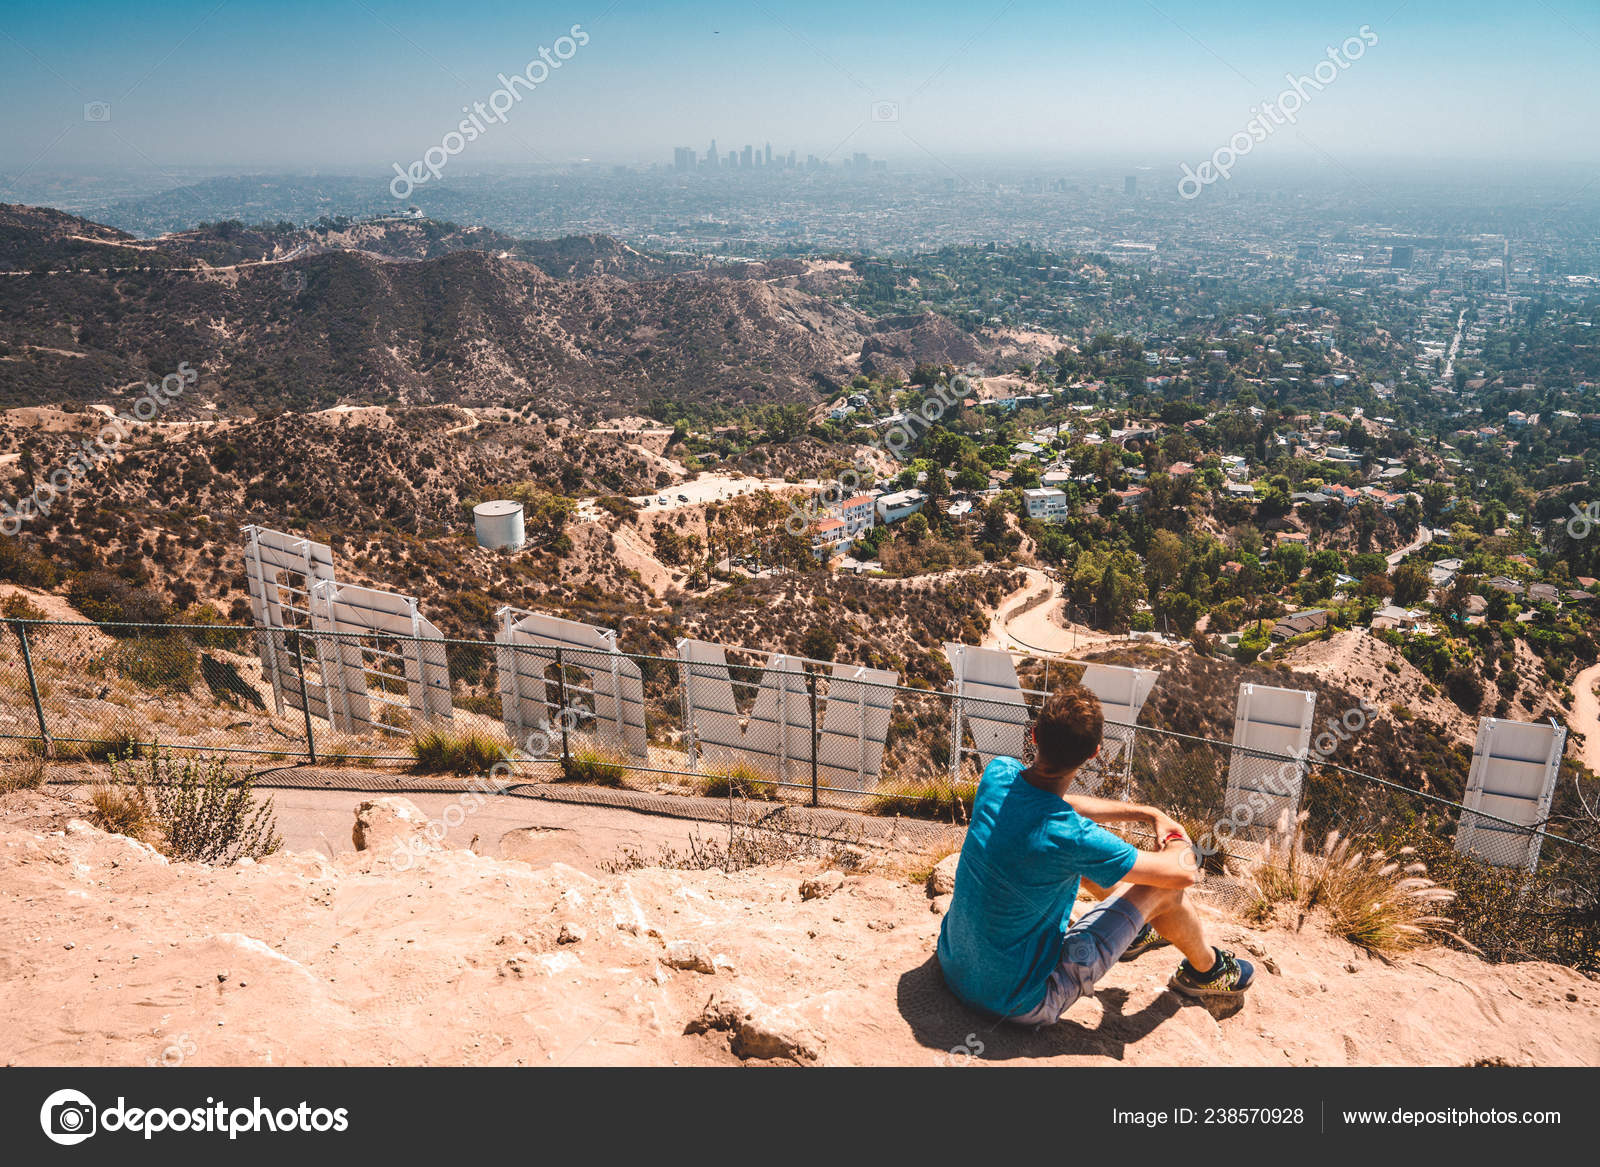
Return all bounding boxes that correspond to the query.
[557,923,585,945]
[1262,957,1281,976]
[664,939,717,974]
[930,895,953,916]
[926,853,961,897]
[687,989,822,1063]
[1344,962,1360,974]
[351,798,439,854]
[866,920,895,932]
[800,872,845,901]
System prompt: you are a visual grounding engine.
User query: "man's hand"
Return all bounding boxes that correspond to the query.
[1148,809,1189,848]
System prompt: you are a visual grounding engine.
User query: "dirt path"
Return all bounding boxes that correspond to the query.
[1569,661,1600,774]
[985,567,1118,657]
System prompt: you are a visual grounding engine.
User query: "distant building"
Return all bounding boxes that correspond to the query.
[836,493,876,538]
[811,516,849,558]
[1371,604,1423,632]
[1272,609,1330,640]
[875,489,927,524]
[1022,487,1069,521]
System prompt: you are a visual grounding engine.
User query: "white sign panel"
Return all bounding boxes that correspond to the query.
[499,609,648,760]
[310,580,453,734]
[240,525,337,718]
[1224,683,1317,839]
[1071,663,1160,798]
[677,639,811,782]
[945,644,1031,773]
[816,663,899,793]
[1456,717,1565,872]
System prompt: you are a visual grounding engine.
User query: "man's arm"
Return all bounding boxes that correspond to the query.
[1062,794,1187,844]
[1124,838,1200,889]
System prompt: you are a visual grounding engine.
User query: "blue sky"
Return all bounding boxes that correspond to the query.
[1,0,1597,172]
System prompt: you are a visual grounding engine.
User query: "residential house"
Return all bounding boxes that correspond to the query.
[1022,487,1070,521]
[836,493,876,538]
[875,489,928,524]
[1272,609,1330,640]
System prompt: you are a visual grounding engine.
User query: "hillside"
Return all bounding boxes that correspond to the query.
[3,788,1596,1067]
[0,204,1004,414]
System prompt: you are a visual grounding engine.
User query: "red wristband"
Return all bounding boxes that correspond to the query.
[1161,830,1189,846]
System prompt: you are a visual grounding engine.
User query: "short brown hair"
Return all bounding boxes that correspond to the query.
[1033,684,1103,772]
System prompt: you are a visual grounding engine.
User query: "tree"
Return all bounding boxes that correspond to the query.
[800,625,837,662]
[1392,562,1430,606]
[1146,530,1184,591]
[953,464,989,492]
[1275,542,1308,581]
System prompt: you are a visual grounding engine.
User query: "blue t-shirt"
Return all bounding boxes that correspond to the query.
[936,756,1139,1017]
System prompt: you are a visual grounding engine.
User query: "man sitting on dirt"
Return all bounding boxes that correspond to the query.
[937,683,1252,1025]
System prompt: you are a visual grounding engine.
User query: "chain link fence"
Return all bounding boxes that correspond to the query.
[2,617,1594,897]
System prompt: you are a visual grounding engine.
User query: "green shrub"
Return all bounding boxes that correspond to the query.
[869,778,976,821]
[409,726,507,774]
[180,602,245,650]
[696,762,780,801]
[0,592,47,621]
[104,751,281,864]
[558,746,626,786]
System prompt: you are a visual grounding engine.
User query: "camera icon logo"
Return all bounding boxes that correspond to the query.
[40,1088,97,1146]
[870,100,900,122]
[281,269,306,294]
[83,102,112,123]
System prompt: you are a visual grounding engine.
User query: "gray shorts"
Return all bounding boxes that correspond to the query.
[1009,895,1146,1026]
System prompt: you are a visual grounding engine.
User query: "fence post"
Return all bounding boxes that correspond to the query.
[14,621,52,758]
[806,666,820,808]
[290,630,318,766]
[553,646,570,769]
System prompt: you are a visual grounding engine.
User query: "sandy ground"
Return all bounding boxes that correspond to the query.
[266,787,711,870]
[985,567,1118,657]
[4,787,1597,1068]
[1280,629,1478,744]
[1570,661,1600,775]
[627,472,818,513]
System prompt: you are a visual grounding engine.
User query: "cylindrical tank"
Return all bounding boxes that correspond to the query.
[473,500,525,550]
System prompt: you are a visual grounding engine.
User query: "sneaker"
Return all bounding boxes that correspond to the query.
[1169,947,1255,999]
[1118,923,1172,962]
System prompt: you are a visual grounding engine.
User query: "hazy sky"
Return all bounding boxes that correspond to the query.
[2,0,1598,177]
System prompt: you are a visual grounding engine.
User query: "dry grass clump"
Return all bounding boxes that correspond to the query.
[0,753,50,795]
[696,761,781,801]
[1248,812,1455,955]
[409,725,508,774]
[88,782,153,840]
[868,778,976,822]
[557,744,627,787]
[605,816,868,875]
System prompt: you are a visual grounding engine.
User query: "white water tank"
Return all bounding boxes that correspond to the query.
[473,500,525,550]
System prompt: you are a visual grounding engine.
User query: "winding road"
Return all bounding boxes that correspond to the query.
[1387,523,1433,568]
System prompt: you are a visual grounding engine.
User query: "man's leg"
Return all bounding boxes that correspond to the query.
[1094,882,1214,973]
